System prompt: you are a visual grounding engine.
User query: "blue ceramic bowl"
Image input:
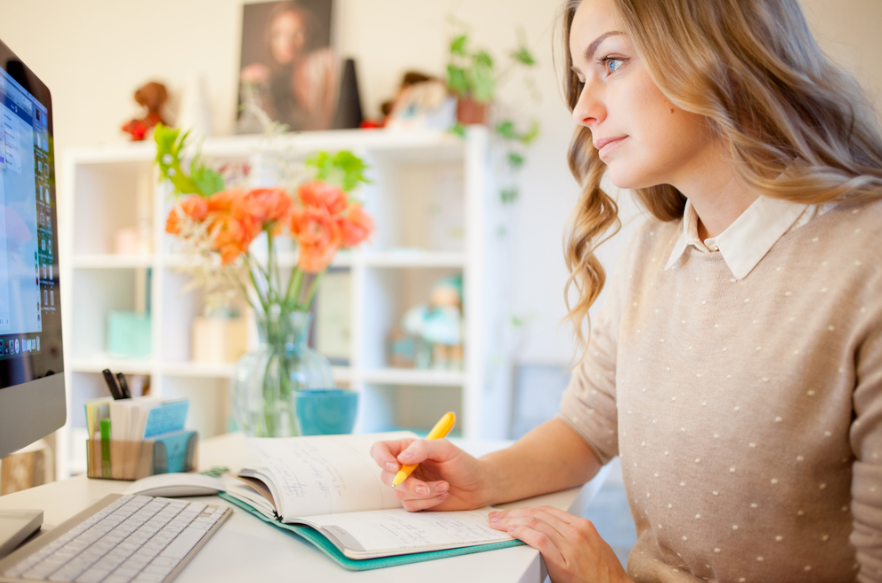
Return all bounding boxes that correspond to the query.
[294,389,359,436]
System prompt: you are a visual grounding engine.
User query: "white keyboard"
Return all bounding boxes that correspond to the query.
[0,494,231,583]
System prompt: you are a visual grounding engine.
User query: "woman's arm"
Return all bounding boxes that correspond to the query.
[371,417,603,510]
[481,418,603,504]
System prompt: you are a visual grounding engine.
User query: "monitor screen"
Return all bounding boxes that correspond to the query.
[0,38,65,459]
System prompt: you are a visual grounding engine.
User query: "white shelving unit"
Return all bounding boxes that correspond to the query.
[57,128,513,478]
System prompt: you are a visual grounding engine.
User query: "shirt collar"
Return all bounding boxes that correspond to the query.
[664,196,809,280]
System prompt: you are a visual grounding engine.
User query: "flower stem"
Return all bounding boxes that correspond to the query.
[302,271,324,311]
[266,230,277,304]
[284,268,303,312]
[245,254,269,314]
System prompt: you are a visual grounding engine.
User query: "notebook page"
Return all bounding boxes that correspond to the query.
[301,507,513,557]
[245,432,413,518]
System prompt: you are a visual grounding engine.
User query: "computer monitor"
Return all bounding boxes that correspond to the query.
[0,37,65,462]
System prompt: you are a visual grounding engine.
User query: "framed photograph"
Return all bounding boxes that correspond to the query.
[236,0,339,133]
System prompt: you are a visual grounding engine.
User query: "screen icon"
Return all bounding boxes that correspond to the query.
[14,339,20,354]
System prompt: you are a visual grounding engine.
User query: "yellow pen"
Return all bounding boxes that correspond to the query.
[391,412,456,487]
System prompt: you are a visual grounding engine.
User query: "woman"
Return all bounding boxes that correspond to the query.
[371,0,882,581]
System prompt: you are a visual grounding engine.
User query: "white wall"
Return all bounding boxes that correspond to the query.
[1,0,879,364]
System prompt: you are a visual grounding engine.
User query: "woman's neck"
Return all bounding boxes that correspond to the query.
[673,143,760,240]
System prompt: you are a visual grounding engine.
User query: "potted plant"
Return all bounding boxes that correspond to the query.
[445,23,540,204]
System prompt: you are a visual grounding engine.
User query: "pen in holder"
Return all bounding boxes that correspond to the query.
[86,430,199,480]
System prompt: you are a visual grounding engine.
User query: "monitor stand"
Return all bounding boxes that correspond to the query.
[0,510,43,559]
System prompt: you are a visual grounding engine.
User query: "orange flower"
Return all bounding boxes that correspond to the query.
[235,188,293,224]
[298,181,347,216]
[206,189,240,214]
[287,206,342,273]
[338,202,374,248]
[165,196,210,234]
[210,214,260,265]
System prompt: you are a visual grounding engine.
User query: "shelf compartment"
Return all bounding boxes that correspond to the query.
[70,269,149,360]
[71,160,153,255]
[357,383,463,435]
[360,267,463,370]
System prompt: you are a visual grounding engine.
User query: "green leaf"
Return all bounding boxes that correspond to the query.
[507,151,525,169]
[500,188,519,204]
[450,123,467,139]
[510,46,536,66]
[190,158,225,196]
[495,120,517,140]
[304,150,371,192]
[474,50,494,69]
[446,65,469,96]
[471,63,495,102]
[521,121,540,145]
[450,34,468,56]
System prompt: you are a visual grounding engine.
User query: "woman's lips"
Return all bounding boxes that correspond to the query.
[596,136,627,159]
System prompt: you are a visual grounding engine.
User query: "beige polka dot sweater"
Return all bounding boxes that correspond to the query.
[558,198,882,582]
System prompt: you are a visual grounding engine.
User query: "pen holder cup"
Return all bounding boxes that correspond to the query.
[86,431,199,480]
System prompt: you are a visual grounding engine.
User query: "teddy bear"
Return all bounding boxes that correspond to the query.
[121,81,170,141]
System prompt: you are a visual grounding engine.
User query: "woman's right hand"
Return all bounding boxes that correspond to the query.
[370,437,491,512]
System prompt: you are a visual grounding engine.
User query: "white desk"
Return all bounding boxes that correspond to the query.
[0,433,609,582]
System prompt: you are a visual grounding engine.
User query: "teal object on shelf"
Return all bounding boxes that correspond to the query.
[294,389,359,435]
[107,311,151,358]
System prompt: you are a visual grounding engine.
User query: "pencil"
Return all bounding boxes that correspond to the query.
[391,412,456,488]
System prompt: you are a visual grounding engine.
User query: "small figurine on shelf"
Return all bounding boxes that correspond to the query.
[401,274,464,370]
[121,81,170,141]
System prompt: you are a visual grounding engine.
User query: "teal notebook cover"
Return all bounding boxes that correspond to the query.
[219,493,525,571]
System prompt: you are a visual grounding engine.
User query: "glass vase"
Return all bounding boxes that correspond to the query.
[231,310,333,437]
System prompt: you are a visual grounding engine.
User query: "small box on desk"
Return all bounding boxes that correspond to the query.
[86,430,199,480]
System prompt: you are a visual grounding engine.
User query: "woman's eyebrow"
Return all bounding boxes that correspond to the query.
[584,31,625,61]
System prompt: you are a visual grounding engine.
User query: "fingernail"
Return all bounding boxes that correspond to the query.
[507,526,516,533]
[400,450,414,459]
[489,515,500,523]
[416,486,429,495]
[385,462,398,471]
[439,493,449,500]
[437,483,449,493]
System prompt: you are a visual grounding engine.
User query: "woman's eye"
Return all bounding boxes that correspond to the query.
[600,57,625,76]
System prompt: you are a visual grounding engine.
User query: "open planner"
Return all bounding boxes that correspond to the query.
[221,432,522,570]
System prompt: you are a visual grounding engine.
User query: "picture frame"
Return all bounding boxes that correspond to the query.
[237,0,355,133]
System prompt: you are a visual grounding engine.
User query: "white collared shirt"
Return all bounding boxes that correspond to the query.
[664,196,832,280]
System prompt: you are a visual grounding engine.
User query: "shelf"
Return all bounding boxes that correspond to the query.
[362,368,466,386]
[68,357,153,375]
[162,362,237,378]
[158,362,351,383]
[362,251,465,268]
[72,255,153,269]
[66,129,468,167]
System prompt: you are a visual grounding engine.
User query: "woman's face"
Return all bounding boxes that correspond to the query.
[270,10,306,65]
[569,0,720,190]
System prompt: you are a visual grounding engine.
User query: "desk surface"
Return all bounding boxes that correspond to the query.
[0,433,608,583]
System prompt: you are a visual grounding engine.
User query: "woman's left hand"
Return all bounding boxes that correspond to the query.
[489,506,633,583]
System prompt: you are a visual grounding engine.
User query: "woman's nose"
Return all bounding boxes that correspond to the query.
[572,81,604,128]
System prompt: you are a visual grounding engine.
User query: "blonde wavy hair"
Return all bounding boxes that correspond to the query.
[560,0,882,357]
